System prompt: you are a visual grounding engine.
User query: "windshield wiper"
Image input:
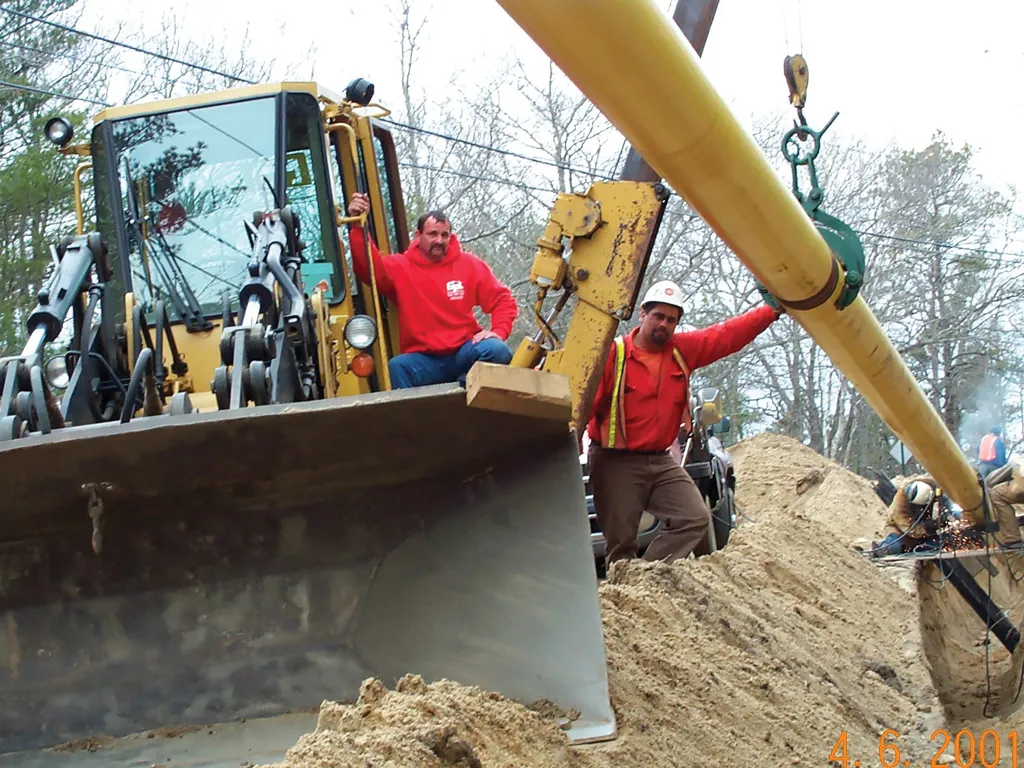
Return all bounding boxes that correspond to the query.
[148,227,213,331]
[122,158,210,331]
[123,158,157,301]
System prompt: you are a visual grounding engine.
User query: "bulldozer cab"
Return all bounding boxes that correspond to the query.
[84,83,408,407]
[0,82,621,766]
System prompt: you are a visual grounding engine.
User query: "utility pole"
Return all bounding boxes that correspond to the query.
[619,0,721,182]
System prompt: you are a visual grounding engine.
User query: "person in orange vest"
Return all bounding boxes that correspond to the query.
[978,426,1007,479]
[585,280,783,565]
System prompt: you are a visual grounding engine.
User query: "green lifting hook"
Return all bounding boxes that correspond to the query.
[759,55,866,312]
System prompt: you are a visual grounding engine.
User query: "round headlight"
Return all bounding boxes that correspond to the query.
[44,354,69,389]
[344,315,377,350]
[44,117,74,148]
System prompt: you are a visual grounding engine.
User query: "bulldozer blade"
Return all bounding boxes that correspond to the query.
[0,384,614,766]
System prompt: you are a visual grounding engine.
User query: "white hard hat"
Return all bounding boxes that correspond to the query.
[904,480,934,507]
[642,280,685,312]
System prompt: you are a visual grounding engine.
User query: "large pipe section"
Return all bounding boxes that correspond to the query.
[495,0,984,517]
[619,0,720,183]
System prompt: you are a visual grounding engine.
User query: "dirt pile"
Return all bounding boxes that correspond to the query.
[264,432,1017,768]
[728,431,889,542]
[262,676,572,767]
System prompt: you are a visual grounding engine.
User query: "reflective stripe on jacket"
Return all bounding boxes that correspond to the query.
[586,305,778,452]
[603,335,691,449]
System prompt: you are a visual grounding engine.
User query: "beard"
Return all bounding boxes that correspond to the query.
[651,328,669,344]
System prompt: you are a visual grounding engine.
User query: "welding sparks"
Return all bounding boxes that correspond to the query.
[934,517,985,552]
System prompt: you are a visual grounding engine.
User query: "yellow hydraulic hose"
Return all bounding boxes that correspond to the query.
[495,0,984,517]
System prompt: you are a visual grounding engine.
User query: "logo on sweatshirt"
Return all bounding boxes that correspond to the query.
[446,280,465,300]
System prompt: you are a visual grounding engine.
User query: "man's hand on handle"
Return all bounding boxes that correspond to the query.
[348,192,369,218]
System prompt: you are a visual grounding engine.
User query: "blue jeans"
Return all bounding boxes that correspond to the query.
[389,337,513,389]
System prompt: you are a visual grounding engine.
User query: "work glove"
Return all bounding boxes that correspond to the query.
[757,282,786,315]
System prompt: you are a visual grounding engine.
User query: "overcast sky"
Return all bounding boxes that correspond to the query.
[82,0,1024,196]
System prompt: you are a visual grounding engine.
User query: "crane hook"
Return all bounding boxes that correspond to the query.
[783,54,810,139]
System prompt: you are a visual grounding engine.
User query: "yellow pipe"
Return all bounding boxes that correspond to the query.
[495,0,984,517]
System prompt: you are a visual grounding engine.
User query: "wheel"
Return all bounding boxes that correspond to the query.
[249,360,270,405]
[0,414,23,441]
[212,366,230,410]
[711,487,736,550]
[691,493,717,558]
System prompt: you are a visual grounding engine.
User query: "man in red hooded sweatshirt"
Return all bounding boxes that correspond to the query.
[587,279,783,565]
[347,193,518,389]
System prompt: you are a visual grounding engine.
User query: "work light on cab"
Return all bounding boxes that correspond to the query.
[44,116,74,147]
[344,315,377,349]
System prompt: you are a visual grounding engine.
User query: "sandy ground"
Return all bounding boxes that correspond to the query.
[262,433,1024,768]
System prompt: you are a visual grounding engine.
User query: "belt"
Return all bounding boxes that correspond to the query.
[595,446,668,456]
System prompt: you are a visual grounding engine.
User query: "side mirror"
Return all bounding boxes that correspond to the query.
[710,415,731,435]
[698,387,723,426]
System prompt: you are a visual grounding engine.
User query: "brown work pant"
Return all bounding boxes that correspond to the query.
[989,474,1024,546]
[588,445,711,564]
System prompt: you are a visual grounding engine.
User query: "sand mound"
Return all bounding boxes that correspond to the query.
[730,431,889,541]
[264,432,1024,768]
[263,677,572,767]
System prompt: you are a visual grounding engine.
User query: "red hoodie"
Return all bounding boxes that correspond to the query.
[348,227,518,356]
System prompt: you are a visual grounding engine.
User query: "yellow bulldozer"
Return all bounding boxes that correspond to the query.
[0,75,672,766]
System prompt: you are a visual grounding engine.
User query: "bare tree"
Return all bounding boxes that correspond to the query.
[299,2,1024,480]
[869,133,1024,450]
[113,13,294,104]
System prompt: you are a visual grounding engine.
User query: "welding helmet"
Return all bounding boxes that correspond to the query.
[904,480,934,507]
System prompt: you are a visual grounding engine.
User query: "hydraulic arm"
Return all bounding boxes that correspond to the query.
[0,233,118,440]
[212,206,322,409]
[511,182,668,432]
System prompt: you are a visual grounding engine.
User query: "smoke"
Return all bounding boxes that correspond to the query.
[958,372,1009,460]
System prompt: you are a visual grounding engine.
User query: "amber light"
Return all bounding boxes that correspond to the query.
[351,353,374,377]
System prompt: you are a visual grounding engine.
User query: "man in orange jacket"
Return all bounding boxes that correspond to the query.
[347,193,518,388]
[586,280,782,565]
[978,426,1008,479]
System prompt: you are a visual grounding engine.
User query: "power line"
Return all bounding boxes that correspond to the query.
[854,228,1024,261]
[0,77,108,106]
[378,118,1022,265]
[408,160,1024,263]
[0,6,256,85]
[0,14,907,220]
[0,38,141,78]
[398,162,556,196]
[4,10,1021,265]
[380,117,620,184]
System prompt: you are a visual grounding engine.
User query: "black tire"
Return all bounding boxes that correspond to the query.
[711,487,735,550]
[691,493,716,558]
